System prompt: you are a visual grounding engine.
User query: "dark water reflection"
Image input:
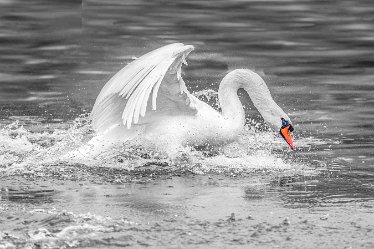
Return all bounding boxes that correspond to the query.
[0,0,374,247]
[0,0,81,117]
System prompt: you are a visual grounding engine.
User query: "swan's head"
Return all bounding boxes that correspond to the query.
[279,118,294,150]
[250,101,295,150]
[258,106,295,150]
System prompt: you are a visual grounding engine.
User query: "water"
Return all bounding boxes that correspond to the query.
[1,0,374,248]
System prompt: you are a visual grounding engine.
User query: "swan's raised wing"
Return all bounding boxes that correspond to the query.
[91,43,197,133]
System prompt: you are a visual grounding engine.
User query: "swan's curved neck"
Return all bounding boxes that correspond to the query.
[218,76,245,124]
[218,69,281,130]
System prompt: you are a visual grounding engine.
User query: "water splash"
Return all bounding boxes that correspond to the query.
[0,115,325,178]
[193,89,220,110]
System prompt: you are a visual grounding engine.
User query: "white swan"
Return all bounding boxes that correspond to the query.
[72,43,294,160]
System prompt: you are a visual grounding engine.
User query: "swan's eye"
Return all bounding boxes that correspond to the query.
[281,118,294,132]
[281,118,289,128]
[281,118,293,132]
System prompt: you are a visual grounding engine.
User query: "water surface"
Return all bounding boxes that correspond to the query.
[1,0,373,248]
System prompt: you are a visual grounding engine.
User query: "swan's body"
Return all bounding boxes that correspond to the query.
[69,43,294,160]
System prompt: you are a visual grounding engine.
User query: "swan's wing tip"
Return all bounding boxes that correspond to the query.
[183,44,194,51]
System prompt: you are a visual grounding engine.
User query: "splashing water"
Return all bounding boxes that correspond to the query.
[0,112,323,179]
[193,89,220,110]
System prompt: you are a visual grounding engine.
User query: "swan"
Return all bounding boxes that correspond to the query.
[71,43,294,160]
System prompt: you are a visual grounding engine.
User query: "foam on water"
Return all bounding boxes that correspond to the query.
[0,114,324,177]
[0,207,138,248]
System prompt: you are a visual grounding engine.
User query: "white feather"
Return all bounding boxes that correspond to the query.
[91,43,196,132]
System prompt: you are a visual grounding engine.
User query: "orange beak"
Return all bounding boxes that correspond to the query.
[280,125,295,150]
